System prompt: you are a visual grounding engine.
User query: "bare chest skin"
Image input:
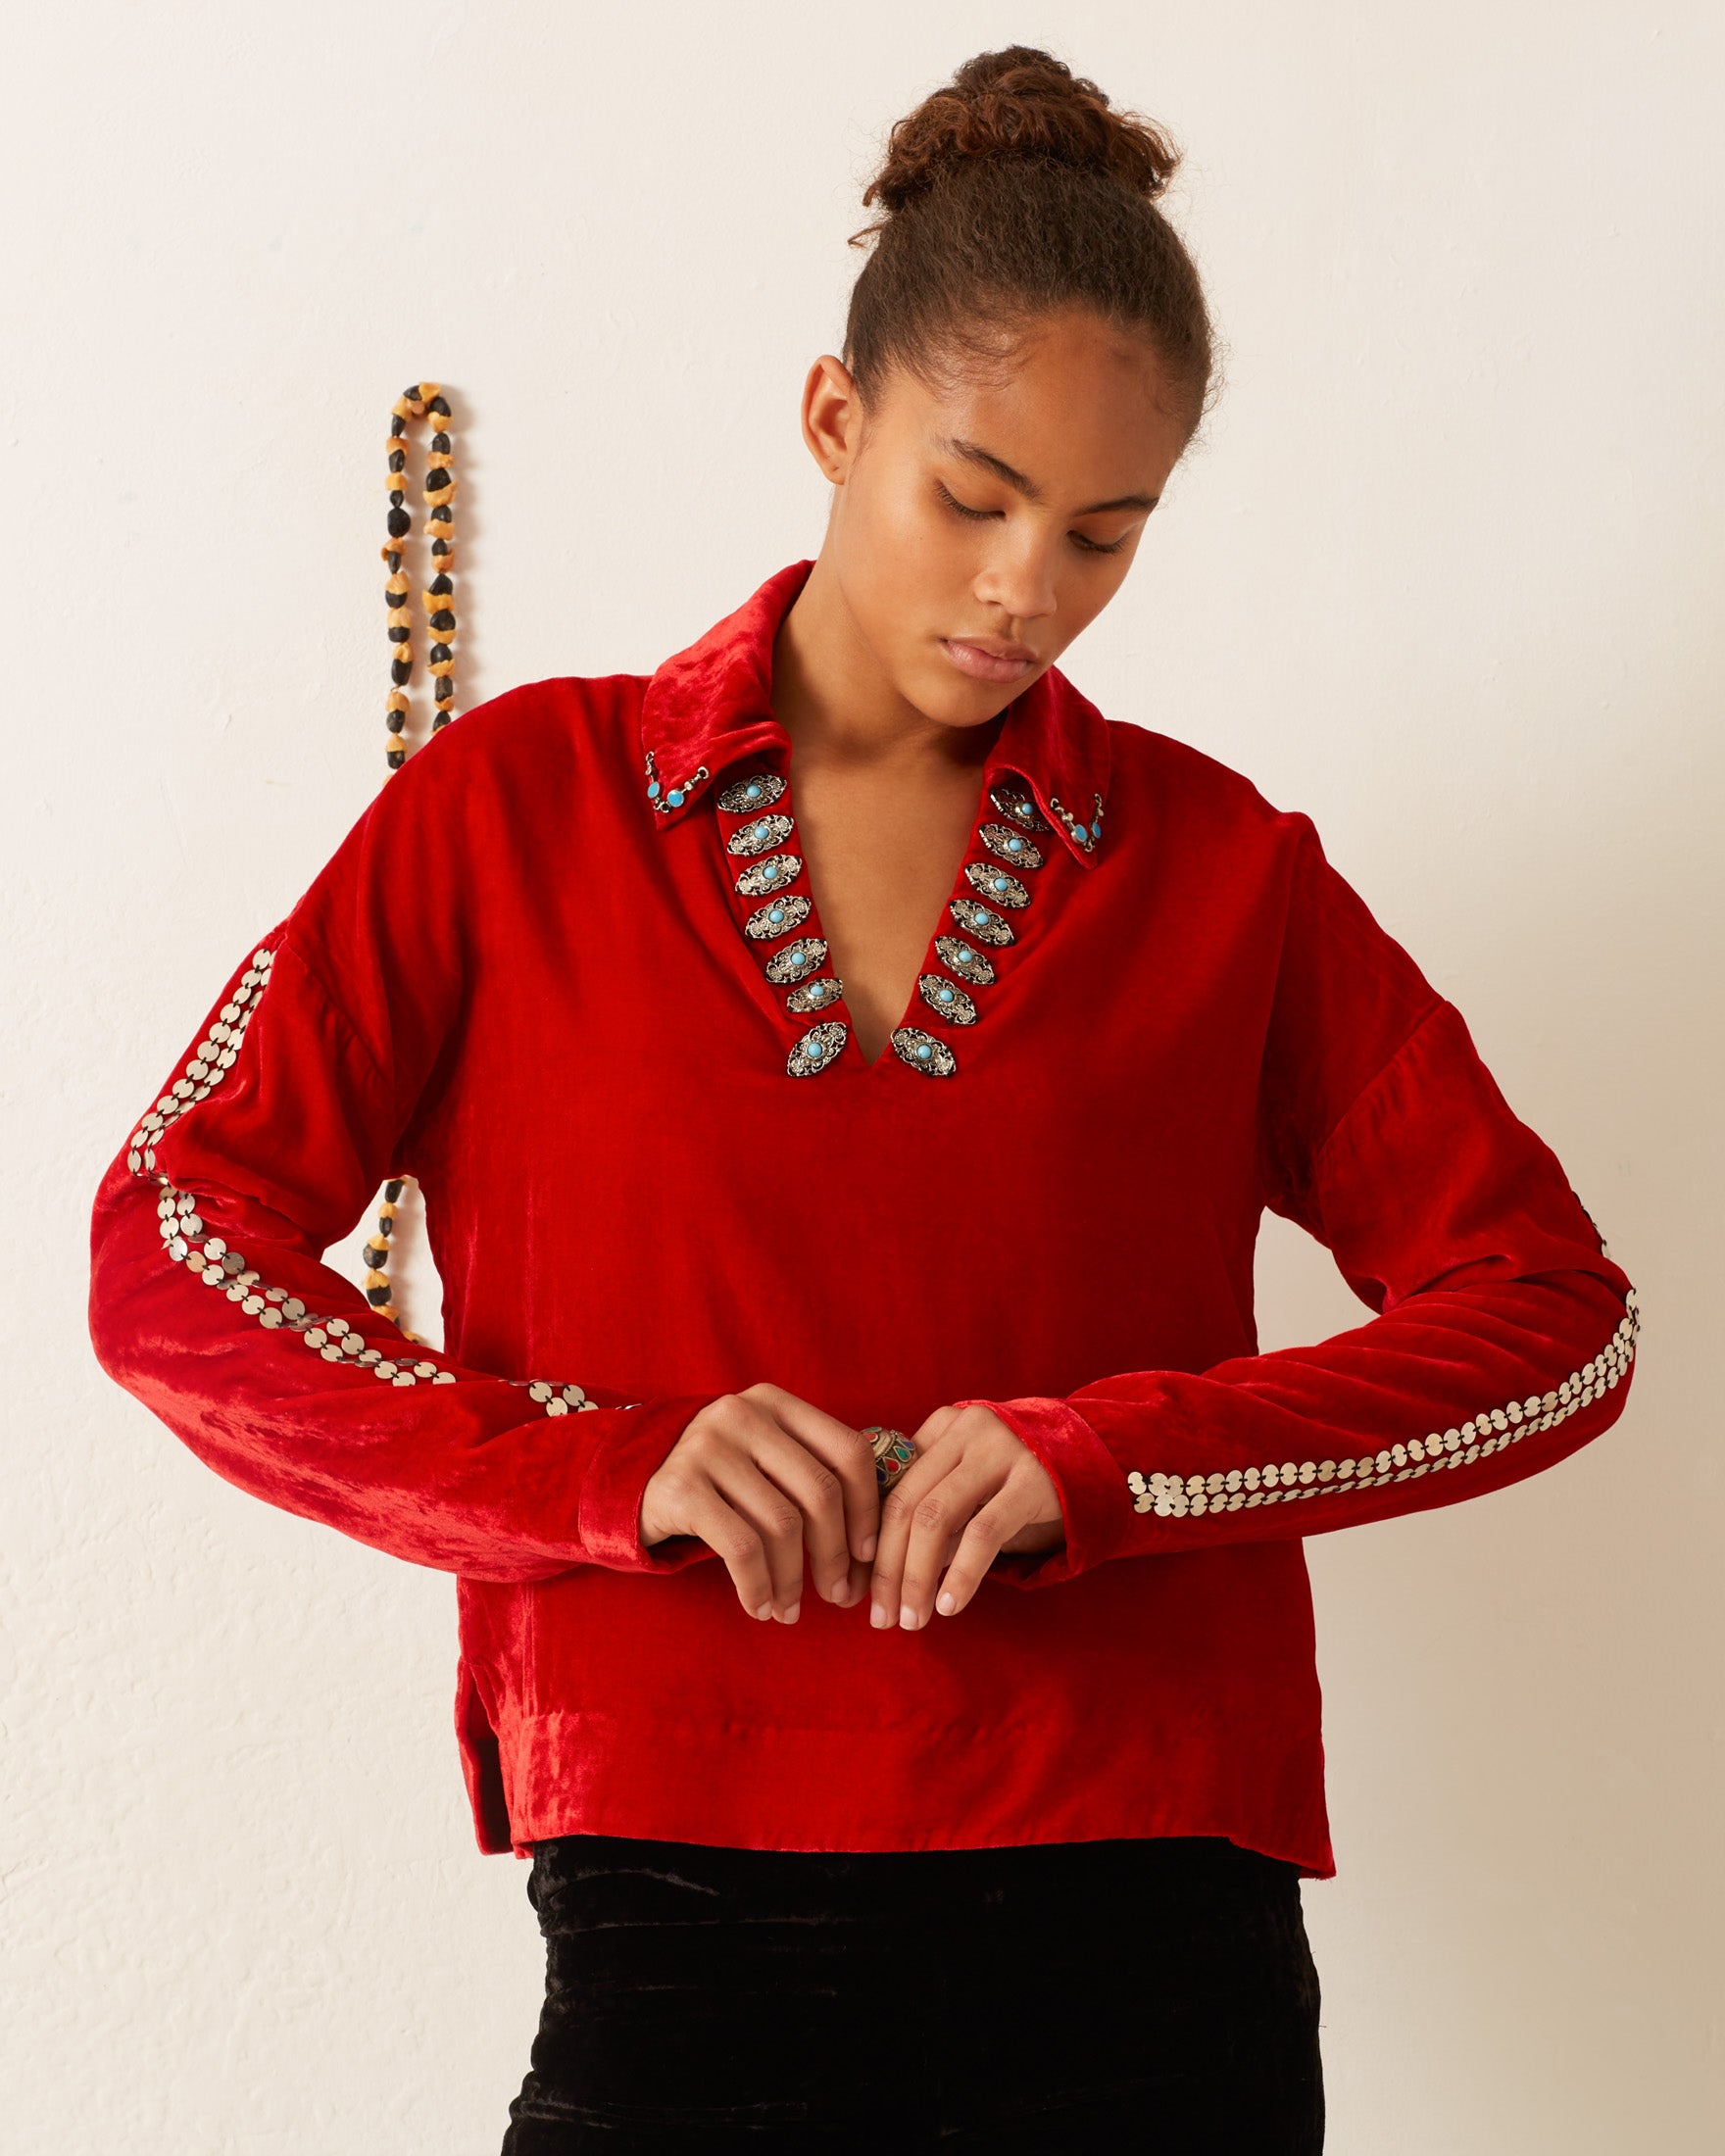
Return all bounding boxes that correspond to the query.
[789,753,994,1067]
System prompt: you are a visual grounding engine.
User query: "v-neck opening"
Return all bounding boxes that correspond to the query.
[707,733,1060,1082]
[844,766,999,1079]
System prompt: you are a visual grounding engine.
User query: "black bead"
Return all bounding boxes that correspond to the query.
[423,469,450,495]
[388,449,406,471]
[429,643,450,663]
[430,431,450,453]
[430,539,450,557]
[363,1243,388,1267]
[383,549,401,571]
[387,509,411,538]
[431,711,451,729]
[429,610,455,632]
[390,416,406,437]
[427,395,451,417]
[367,1283,394,1305]
[434,678,453,700]
[384,1178,405,1202]
[429,504,451,525]
[388,624,411,644]
[386,746,407,768]
[390,658,412,685]
[429,573,454,596]
[385,710,406,731]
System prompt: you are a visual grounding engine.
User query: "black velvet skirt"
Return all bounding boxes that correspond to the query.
[501,1830,1324,2152]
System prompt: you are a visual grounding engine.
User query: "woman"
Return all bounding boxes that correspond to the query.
[87,45,1638,2155]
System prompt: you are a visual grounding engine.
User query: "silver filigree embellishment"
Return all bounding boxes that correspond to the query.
[916,974,978,1025]
[744,894,813,940]
[727,812,795,858]
[932,935,998,987]
[786,975,845,1013]
[764,937,829,984]
[963,859,1030,908]
[978,823,1045,871]
[788,1019,849,1076]
[734,853,803,897]
[989,782,1050,832]
[948,897,1015,947]
[716,769,787,813]
[891,1026,958,1076]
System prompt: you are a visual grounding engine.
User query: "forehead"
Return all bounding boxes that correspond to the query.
[880,312,1188,495]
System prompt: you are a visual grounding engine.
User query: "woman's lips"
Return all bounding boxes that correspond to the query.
[939,637,1038,685]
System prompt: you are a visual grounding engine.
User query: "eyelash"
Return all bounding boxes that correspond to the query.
[935,480,1131,557]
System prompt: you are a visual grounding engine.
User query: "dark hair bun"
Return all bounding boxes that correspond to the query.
[862,45,1180,220]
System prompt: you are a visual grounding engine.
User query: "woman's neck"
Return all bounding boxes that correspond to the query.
[770,553,1002,780]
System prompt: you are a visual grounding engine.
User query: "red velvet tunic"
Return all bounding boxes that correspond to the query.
[86,557,1639,1876]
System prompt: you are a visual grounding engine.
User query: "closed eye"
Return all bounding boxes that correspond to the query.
[935,479,999,523]
[935,479,1133,557]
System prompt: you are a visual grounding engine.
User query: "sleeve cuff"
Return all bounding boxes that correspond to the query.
[950,1395,1138,1589]
[574,1393,732,1575]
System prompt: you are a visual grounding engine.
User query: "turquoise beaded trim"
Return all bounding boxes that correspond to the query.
[1046,788,1105,855]
[643,745,711,814]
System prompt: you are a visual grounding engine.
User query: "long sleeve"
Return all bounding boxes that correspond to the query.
[87,712,728,1587]
[960,817,1639,1590]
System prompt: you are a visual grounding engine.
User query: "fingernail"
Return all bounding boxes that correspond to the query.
[859,1535,877,1562]
[755,1602,772,1621]
[899,1604,917,1631]
[937,1591,956,1615]
[829,1579,851,1605]
[870,1602,891,1629]
[780,1601,800,1624]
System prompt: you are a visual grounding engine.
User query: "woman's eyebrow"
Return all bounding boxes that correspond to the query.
[935,434,1159,515]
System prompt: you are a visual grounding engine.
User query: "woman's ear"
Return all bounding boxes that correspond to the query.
[800,354,862,485]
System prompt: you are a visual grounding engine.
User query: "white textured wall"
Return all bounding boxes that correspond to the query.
[5,4,1720,2149]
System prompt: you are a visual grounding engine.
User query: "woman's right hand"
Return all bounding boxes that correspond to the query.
[638,1383,881,1624]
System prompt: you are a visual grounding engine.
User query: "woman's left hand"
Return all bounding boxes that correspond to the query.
[868,1404,1065,1630]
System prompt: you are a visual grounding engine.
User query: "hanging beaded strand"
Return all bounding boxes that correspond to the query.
[370,383,460,1338]
[382,381,459,769]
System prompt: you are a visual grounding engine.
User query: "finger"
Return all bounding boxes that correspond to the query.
[905,1401,962,1461]
[659,1469,784,1622]
[869,1428,963,1629]
[706,1450,811,1620]
[895,1461,1005,1630]
[745,1384,882,1572]
[745,1421,865,1609]
[931,1493,1024,1617]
